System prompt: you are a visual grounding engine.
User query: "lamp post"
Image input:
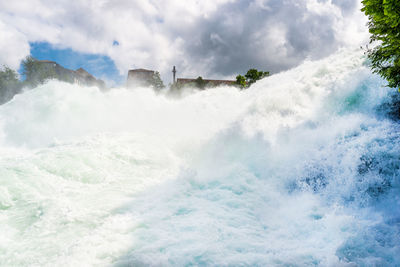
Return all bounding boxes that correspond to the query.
[172,66,176,84]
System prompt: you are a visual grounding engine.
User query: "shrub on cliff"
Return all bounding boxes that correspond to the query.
[235,69,270,89]
[0,66,22,104]
[22,56,58,87]
[194,76,208,90]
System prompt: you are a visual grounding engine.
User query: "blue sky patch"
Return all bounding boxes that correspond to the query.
[26,42,125,86]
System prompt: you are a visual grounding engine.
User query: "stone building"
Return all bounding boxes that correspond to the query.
[36,60,106,89]
[74,68,105,89]
[127,68,155,88]
[176,78,236,87]
[172,67,236,89]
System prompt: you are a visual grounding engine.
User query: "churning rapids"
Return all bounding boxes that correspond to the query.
[0,49,399,266]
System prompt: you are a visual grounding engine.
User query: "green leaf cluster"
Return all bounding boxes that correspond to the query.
[362,0,400,89]
[22,56,59,87]
[194,76,207,89]
[235,75,247,88]
[150,71,165,90]
[0,66,22,104]
[235,69,270,89]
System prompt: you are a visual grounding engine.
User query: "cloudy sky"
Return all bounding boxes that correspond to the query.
[0,0,369,86]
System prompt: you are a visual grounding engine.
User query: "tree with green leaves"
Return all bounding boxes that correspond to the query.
[150,71,165,90]
[194,76,208,90]
[0,66,22,104]
[245,69,270,86]
[22,56,58,87]
[362,0,400,90]
[235,75,247,88]
[235,69,270,89]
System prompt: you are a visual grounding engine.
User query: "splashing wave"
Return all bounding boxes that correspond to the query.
[0,49,399,266]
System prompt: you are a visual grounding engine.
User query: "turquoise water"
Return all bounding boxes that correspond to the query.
[0,49,399,266]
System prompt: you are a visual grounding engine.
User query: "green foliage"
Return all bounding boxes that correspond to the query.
[0,66,22,104]
[245,69,270,85]
[150,71,165,90]
[22,56,58,87]
[235,69,270,89]
[194,76,207,89]
[0,66,19,85]
[362,0,400,90]
[235,75,247,88]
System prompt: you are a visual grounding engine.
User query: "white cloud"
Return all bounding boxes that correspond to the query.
[0,0,369,83]
[0,20,30,70]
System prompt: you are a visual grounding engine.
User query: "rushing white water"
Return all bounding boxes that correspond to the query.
[0,49,399,266]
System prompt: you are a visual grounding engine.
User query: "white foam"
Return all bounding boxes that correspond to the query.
[0,49,399,266]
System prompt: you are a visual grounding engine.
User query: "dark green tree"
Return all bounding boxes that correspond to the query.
[362,0,400,89]
[194,76,207,89]
[235,74,247,88]
[245,69,270,86]
[0,66,22,104]
[235,69,270,89]
[150,71,165,90]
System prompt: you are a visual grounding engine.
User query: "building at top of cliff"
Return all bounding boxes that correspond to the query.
[74,68,105,89]
[127,68,155,88]
[35,60,106,90]
[38,60,57,64]
[176,78,236,87]
[171,67,235,89]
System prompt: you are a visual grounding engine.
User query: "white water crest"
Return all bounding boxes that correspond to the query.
[0,49,399,266]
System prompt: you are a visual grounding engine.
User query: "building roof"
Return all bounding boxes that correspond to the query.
[75,68,93,77]
[177,78,235,84]
[37,60,57,64]
[75,67,90,74]
[129,68,154,73]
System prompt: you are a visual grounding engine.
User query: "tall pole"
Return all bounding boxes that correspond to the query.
[172,66,176,84]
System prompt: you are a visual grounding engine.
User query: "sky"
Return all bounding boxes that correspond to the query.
[0,0,369,86]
